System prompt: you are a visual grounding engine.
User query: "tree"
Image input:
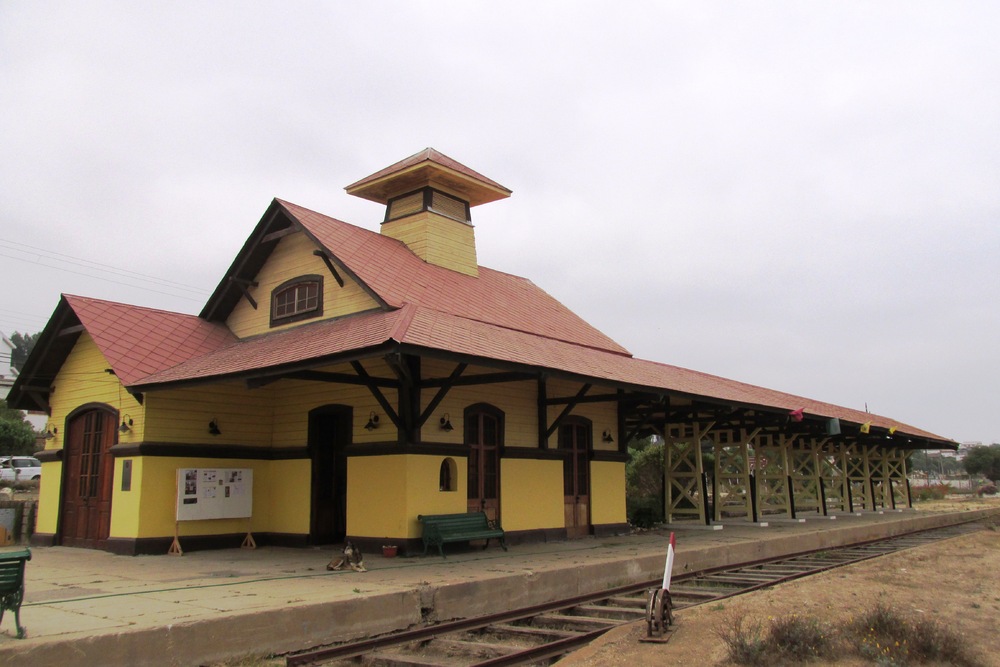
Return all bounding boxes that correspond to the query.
[626,436,665,527]
[9,331,40,372]
[963,444,1000,483]
[0,399,37,456]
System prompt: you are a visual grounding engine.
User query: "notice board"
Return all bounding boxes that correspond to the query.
[175,468,253,521]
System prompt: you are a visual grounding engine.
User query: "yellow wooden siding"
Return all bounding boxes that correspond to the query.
[500,459,563,532]
[381,210,478,277]
[271,360,398,446]
[143,382,274,445]
[589,461,626,525]
[46,332,145,450]
[226,231,381,338]
[544,378,619,451]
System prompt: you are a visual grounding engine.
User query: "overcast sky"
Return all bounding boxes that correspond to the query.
[2,3,997,445]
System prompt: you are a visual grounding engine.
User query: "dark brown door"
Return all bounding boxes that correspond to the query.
[62,409,117,547]
[559,421,590,538]
[309,406,351,544]
[466,409,501,521]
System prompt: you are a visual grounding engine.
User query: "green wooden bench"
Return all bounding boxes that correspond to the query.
[0,547,31,639]
[417,512,507,558]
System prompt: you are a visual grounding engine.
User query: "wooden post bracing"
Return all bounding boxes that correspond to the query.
[664,422,714,524]
[753,433,792,518]
[822,442,850,513]
[789,438,826,515]
[713,428,756,522]
[868,447,889,509]
[845,444,871,511]
[885,448,909,508]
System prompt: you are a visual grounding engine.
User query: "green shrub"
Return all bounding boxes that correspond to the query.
[914,483,951,501]
[767,613,831,662]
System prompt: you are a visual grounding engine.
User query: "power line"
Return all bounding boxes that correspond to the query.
[0,250,208,303]
[0,239,212,297]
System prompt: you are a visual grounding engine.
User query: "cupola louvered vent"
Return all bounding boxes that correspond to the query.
[386,188,471,224]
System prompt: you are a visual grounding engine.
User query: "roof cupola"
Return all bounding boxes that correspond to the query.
[345,148,511,277]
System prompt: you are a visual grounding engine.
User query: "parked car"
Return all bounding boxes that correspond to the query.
[0,456,42,482]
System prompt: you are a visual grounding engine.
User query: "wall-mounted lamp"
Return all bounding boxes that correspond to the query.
[119,414,133,434]
[439,413,454,432]
[364,411,380,431]
[44,424,58,440]
[208,419,222,436]
[602,430,614,443]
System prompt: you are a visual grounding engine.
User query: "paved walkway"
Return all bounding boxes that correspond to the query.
[0,506,995,666]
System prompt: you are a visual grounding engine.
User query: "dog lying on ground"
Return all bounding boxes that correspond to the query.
[327,541,367,572]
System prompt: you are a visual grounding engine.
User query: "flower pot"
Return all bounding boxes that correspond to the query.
[382,545,398,558]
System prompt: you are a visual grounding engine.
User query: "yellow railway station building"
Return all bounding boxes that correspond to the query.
[9,150,955,555]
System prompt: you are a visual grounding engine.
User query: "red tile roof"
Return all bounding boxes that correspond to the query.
[63,295,235,386]
[36,199,950,445]
[279,199,630,356]
[133,302,948,442]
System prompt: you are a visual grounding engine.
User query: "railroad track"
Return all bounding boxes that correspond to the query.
[285,520,986,667]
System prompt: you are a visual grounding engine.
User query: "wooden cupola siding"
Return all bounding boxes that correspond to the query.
[381,204,479,277]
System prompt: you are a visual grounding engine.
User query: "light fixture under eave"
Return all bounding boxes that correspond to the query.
[44,424,58,440]
[119,414,133,434]
[364,411,380,431]
[439,413,454,432]
[602,430,614,443]
[208,419,222,436]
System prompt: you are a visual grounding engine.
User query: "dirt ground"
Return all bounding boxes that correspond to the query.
[558,499,1000,667]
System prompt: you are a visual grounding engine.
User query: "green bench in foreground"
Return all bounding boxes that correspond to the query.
[0,547,31,639]
[417,512,507,558]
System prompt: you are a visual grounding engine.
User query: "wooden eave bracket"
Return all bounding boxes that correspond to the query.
[23,388,50,413]
[351,361,400,428]
[544,383,592,440]
[417,363,467,428]
[229,277,259,310]
[313,250,345,288]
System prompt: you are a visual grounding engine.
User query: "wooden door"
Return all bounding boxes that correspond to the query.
[559,421,591,538]
[62,409,117,547]
[309,406,351,544]
[466,409,501,522]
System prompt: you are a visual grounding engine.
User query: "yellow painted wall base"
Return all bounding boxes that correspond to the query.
[590,461,627,526]
[500,459,563,532]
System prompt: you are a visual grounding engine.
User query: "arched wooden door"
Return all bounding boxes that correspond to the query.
[559,420,591,538]
[61,407,117,548]
[465,405,502,522]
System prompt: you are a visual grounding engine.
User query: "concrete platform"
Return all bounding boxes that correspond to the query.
[1,506,996,666]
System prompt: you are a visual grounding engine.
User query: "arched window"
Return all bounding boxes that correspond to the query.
[271,275,323,326]
[439,458,457,492]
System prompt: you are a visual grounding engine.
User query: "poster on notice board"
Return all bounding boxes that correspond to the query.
[175,468,253,521]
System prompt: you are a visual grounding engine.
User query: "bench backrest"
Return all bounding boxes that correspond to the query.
[419,512,492,531]
[0,548,30,593]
